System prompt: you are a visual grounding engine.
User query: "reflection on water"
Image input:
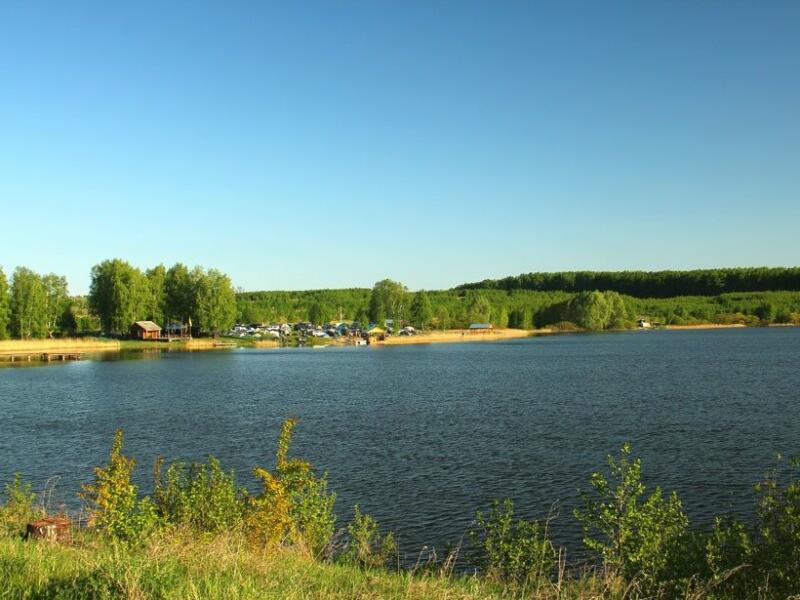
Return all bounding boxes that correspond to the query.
[1,328,799,559]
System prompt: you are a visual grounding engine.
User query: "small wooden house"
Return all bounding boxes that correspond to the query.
[130,321,162,340]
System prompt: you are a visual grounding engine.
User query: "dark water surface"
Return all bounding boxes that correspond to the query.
[2,328,799,558]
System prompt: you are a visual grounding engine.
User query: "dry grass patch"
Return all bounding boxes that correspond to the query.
[0,337,120,355]
[383,329,539,346]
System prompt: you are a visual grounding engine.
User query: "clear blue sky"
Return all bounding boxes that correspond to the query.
[1,2,798,294]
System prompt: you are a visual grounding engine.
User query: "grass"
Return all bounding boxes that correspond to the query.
[0,530,642,600]
[0,338,120,355]
[0,531,509,600]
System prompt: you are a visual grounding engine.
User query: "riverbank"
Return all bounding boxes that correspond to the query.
[0,338,120,355]
[662,323,748,330]
[382,328,540,345]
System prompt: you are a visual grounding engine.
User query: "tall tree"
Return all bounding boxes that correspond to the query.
[508,308,528,329]
[10,267,48,339]
[165,263,195,325]
[43,273,69,338]
[467,293,492,324]
[145,265,167,325]
[606,292,632,329]
[89,259,149,335]
[436,305,450,331]
[494,306,509,328]
[0,267,10,339]
[194,269,236,336]
[410,291,433,329]
[308,301,324,326]
[368,279,408,325]
[568,291,612,331]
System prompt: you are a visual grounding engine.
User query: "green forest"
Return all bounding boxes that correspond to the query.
[237,286,800,331]
[456,267,800,297]
[2,264,800,340]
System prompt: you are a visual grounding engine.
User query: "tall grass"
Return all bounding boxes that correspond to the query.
[0,337,120,354]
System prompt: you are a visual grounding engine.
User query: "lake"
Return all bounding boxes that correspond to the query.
[1,327,799,560]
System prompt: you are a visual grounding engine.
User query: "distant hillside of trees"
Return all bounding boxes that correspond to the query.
[2,264,800,340]
[455,267,800,297]
[235,284,800,331]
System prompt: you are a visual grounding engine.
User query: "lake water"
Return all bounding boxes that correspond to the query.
[1,328,799,560]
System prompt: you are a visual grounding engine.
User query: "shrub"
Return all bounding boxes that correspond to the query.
[153,456,244,533]
[468,499,555,585]
[293,475,337,558]
[246,418,336,555]
[574,443,688,589]
[700,516,755,597]
[749,456,800,597]
[341,505,396,569]
[81,430,156,541]
[1,474,40,537]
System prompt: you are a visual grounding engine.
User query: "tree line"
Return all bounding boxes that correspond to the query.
[457,267,800,298]
[89,259,236,336]
[0,267,73,339]
[0,260,237,339]
[3,264,800,340]
[235,283,800,331]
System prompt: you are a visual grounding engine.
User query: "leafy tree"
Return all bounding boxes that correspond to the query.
[145,265,167,324]
[42,273,69,338]
[165,263,195,325]
[436,305,450,330]
[10,267,48,339]
[308,301,324,326]
[410,291,433,329]
[754,301,776,322]
[508,308,528,329]
[467,293,492,324]
[606,291,633,329]
[194,269,237,336]
[0,267,10,339]
[368,279,408,325]
[354,306,370,328]
[568,291,612,331]
[89,259,149,335]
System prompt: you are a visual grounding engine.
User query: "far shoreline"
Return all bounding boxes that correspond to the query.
[1,323,798,364]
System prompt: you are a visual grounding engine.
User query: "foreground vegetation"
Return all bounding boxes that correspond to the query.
[4,421,800,598]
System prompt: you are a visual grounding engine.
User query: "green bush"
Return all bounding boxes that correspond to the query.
[80,430,157,541]
[574,443,688,590]
[153,456,244,533]
[292,475,337,558]
[1,474,40,537]
[750,456,800,597]
[246,418,337,555]
[468,499,555,586]
[341,505,396,569]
